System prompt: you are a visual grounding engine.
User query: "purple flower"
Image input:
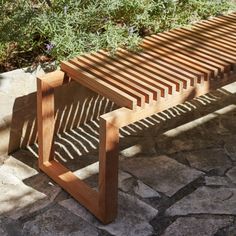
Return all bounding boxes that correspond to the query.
[45,43,54,53]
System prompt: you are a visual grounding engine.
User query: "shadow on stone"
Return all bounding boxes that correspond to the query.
[6,86,234,190]
[8,81,117,155]
[4,83,236,225]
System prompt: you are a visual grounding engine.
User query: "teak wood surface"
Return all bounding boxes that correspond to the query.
[37,13,236,224]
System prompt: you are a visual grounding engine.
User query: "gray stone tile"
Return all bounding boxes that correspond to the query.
[120,155,203,197]
[215,109,236,136]
[134,180,161,199]
[10,174,61,220]
[0,171,45,217]
[204,176,229,186]
[118,170,134,192]
[0,164,61,219]
[0,68,38,96]
[118,171,160,198]
[0,156,38,181]
[59,192,158,236]
[0,217,22,236]
[166,186,236,216]
[185,149,232,174]
[22,204,99,236]
[156,134,217,155]
[0,218,10,236]
[226,167,236,184]
[224,135,236,161]
[162,217,234,236]
[215,223,236,236]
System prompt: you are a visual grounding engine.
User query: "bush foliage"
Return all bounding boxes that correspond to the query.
[0,0,235,65]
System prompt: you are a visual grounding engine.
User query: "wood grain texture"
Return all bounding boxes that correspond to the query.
[37,78,55,166]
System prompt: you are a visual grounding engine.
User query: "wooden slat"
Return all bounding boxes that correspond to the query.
[151,31,229,74]
[221,14,236,22]
[136,51,198,87]
[191,24,236,48]
[171,27,236,57]
[195,20,236,40]
[164,29,235,67]
[87,52,162,100]
[192,21,235,40]
[142,37,213,81]
[71,57,153,104]
[162,29,236,61]
[208,15,236,28]
[96,51,171,97]
[134,46,201,85]
[193,24,236,43]
[115,50,184,92]
[114,50,178,95]
[229,12,236,18]
[61,61,137,109]
[117,49,190,90]
[196,20,236,38]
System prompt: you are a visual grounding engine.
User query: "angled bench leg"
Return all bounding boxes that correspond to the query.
[37,75,55,167]
[37,71,119,224]
[98,118,119,223]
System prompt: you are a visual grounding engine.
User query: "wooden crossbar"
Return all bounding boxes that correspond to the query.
[37,13,236,224]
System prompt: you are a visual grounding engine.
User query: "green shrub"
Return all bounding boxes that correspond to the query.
[0,0,235,66]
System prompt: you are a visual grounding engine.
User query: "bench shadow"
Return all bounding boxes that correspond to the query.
[10,85,236,186]
[8,81,117,154]
[4,80,235,219]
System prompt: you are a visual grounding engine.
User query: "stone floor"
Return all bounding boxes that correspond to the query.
[1,84,236,235]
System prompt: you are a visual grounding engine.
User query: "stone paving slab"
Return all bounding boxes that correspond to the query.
[166,186,236,216]
[155,128,219,155]
[185,149,232,174]
[216,223,236,236]
[0,171,45,217]
[0,78,236,235]
[0,154,61,220]
[120,155,203,197]
[224,135,236,161]
[22,204,100,236]
[161,216,234,236]
[0,217,22,236]
[118,170,160,198]
[226,166,236,184]
[204,176,229,186]
[0,156,38,180]
[59,192,158,236]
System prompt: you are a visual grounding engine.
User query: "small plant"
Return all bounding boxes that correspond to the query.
[0,0,235,71]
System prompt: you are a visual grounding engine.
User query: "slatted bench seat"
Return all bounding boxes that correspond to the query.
[37,12,236,224]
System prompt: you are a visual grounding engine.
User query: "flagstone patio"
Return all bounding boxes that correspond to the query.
[0,69,236,235]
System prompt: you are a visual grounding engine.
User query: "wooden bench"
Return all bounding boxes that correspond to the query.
[37,12,236,224]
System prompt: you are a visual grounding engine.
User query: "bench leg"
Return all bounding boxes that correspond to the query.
[37,73,119,224]
[98,118,119,223]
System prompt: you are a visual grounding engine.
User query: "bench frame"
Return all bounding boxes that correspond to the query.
[37,69,236,224]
